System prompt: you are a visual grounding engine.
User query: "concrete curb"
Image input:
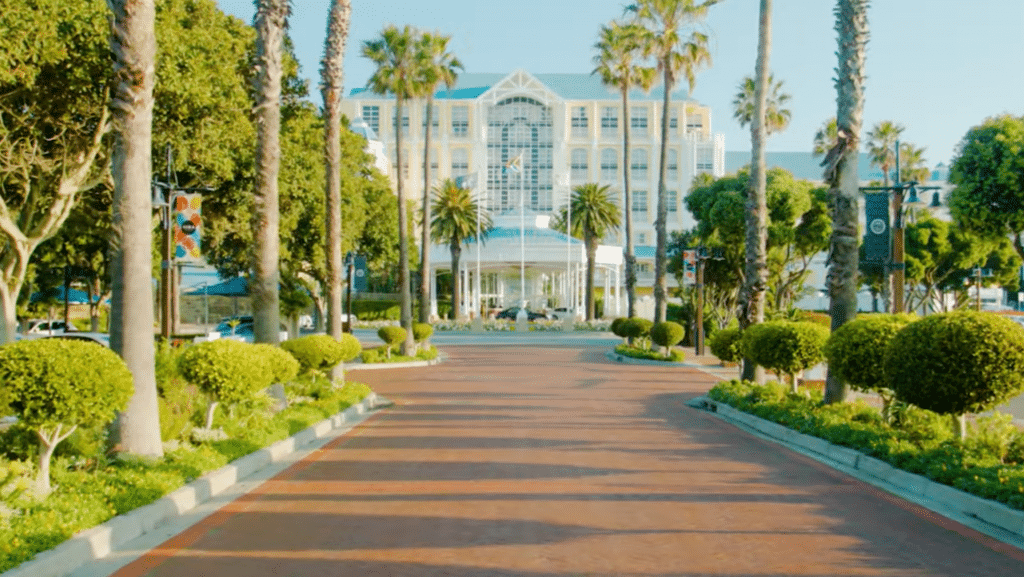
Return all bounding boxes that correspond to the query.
[346,351,447,371]
[603,350,691,367]
[689,396,1024,544]
[4,393,389,577]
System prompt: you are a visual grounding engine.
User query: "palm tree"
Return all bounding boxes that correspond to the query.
[362,25,422,354]
[630,0,719,324]
[417,32,462,323]
[898,142,930,183]
[593,21,656,319]
[555,183,622,320]
[320,0,351,343]
[252,0,289,345]
[738,0,772,384]
[430,178,491,319]
[732,72,791,136]
[812,116,838,157]
[107,0,162,457]
[822,0,869,404]
[866,120,904,186]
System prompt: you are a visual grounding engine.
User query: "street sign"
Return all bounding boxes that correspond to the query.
[863,193,890,263]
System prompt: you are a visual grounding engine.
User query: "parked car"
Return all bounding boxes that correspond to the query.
[495,307,549,321]
[24,319,72,334]
[549,307,581,321]
[25,332,109,347]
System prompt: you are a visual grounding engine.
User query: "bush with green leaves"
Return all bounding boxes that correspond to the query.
[741,321,829,392]
[610,317,629,340]
[179,340,272,429]
[708,327,743,363]
[823,313,915,420]
[883,311,1024,439]
[252,344,300,384]
[622,317,653,348]
[650,321,685,353]
[280,335,346,376]
[0,339,133,495]
[336,333,362,363]
[377,326,407,359]
[412,322,433,343]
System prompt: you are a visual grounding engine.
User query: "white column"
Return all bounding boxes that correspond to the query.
[430,268,439,320]
[615,263,622,316]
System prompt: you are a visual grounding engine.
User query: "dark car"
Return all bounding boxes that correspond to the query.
[495,307,549,321]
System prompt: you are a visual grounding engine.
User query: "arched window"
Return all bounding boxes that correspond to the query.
[631,148,648,181]
[600,148,618,181]
[571,149,588,181]
[486,96,554,211]
[668,149,678,181]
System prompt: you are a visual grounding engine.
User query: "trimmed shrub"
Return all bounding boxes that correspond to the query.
[252,344,300,384]
[650,321,685,352]
[823,313,915,420]
[708,327,743,363]
[179,340,272,428]
[280,335,345,376]
[377,326,407,359]
[336,333,362,363]
[742,321,829,392]
[622,317,653,347]
[883,311,1024,439]
[0,339,133,495]
[610,317,629,340]
[412,322,433,343]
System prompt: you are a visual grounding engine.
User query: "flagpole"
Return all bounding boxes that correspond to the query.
[520,152,526,308]
[475,172,481,317]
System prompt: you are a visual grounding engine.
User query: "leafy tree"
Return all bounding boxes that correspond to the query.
[629,0,720,323]
[430,178,491,319]
[865,120,904,187]
[251,0,290,345]
[732,72,791,136]
[948,115,1024,263]
[822,0,869,405]
[417,31,462,323]
[180,340,272,428]
[553,183,622,320]
[898,142,930,183]
[320,0,352,341]
[812,117,838,157]
[741,320,829,392]
[594,21,656,319]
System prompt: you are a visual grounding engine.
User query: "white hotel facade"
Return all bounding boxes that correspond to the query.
[341,70,725,316]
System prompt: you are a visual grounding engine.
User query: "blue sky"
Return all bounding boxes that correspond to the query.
[216,0,1023,168]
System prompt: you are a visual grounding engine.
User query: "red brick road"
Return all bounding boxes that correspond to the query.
[112,346,1024,576]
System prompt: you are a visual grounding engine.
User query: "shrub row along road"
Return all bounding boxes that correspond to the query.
[107,345,1023,576]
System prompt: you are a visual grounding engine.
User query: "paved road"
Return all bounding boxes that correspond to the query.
[108,345,1023,576]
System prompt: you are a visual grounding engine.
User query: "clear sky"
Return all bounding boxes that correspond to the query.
[215,0,1023,168]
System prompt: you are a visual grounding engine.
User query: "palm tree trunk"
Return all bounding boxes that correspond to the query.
[450,243,461,319]
[621,87,637,318]
[420,96,434,323]
[252,0,288,345]
[824,0,869,404]
[586,236,597,320]
[395,97,415,354]
[107,0,162,458]
[653,66,672,324]
[321,0,350,341]
[739,0,771,384]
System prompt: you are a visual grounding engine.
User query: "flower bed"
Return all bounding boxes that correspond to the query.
[613,343,685,362]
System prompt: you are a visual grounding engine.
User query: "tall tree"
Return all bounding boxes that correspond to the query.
[430,178,491,320]
[866,120,903,186]
[630,0,719,323]
[822,0,869,405]
[898,141,929,183]
[320,0,351,342]
[812,116,838,157]
[417,31,462,323]
[554,183,622,320]
[594,21,656,319]
[252,0,290,345]
[733,72,791,136]
[363,25,421,354]
[106,0,162,457]
[737,0,772,383]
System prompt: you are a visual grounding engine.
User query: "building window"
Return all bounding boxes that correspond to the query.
[667,149,678,181]
[362,105,380,135]
[696,146,714,172]
[571,148,588,181]
[451,148,469,178]
[391,148,410,179]
[600,148,618,181]
[632,189,648,214]
[630,106,648,135]
[638,233,647,246]
[669,108,678,131]
[630,148,648,181]
[392,107,409,136]
[426,148,439,183]
[571,106,588,137]
[668,189,678,212]
[451,105,469,137]
[601,107,618,137]
[486,96,554,212]
[422,104,439,136]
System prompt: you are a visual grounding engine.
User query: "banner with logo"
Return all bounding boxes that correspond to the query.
[174,193,202,262]
[863,193,890,264]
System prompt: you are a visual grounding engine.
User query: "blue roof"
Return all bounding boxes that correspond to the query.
[484,225,583,245]
[635,246,656,259]
[725,151,885,182]
[351,72,688,101]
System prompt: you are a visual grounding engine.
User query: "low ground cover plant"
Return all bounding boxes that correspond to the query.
[362,344,439,364]
[614,343,684,362]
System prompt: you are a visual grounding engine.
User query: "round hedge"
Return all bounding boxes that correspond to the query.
[412,323,433,343]
[742,321,829,385]
[823,313,915,395]
[622,317,653,340]
[280,335,346,374]
[650,321,685,348]
[0,339,133,430]
[180,340,272,404]
[708,327,743,363]
[883,311,1024,417]
[610,317,629,338]
[252,344,300,384]
[337,333,362,363]
[378,326,407,347]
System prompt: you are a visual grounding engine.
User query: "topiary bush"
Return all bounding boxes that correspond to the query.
[252,344,300,384]
[280,335,345,376]
[377,326,407,359]
[0,339,133,495]
[412,322,433,343]
[650,321,685,354]
[708,327,743,364]
[823,313,915,421]
[883,311,1024,439]
[336,333,362,363]
[179,340,272,429]
[742,321,829,392]
[622,317,653,348]
[610,317,629,341]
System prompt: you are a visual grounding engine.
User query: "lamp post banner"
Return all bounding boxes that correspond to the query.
[174,193,202,262]
[863,192,890,263]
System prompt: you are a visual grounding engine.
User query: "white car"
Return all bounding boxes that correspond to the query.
[24,319,71,334]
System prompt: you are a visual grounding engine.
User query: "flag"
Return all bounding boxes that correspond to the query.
[174,193,202,262]
[503,153,523,174]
